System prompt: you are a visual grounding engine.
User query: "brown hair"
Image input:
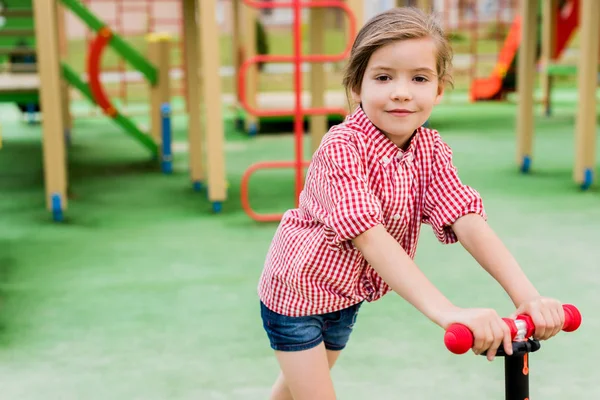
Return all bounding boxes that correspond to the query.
[342,7,453,99]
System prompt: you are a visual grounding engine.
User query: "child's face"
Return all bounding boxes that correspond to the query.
[352,37,443,148]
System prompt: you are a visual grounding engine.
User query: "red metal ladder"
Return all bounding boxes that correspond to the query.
[237,0,357,222]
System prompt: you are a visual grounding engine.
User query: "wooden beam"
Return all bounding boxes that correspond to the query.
[0,48,36,56]
[417,0,433,12]
[32,0,67,214]
[199,0,227,206]
[345,0,364,110]
[540,0,558,116]
[0,29,35,36]
[242,1,259,134]
[515,0,537,172]
[57,3,72,134]
[573,0,599,188]
[231,0,241,104]
[147,33,171,145]
[182,0,204,188]
[0,9,34,17]
[346,0,364,33]
[6,63,37,73]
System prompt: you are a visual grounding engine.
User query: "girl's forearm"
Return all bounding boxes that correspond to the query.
[353,224,459,329]
[452,214,540,307]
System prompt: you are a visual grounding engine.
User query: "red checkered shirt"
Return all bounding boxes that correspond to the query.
[258,106,486,317]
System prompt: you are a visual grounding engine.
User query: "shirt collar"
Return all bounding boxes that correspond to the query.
[345,105,421,162]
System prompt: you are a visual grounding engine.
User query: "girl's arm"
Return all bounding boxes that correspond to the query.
[353,224,458,328]
[353,223,515,360]
[451,213,540,307]
[452,213,565,341]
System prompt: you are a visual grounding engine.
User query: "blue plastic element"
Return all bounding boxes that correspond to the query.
[51,193,63,222]
[160,103,173,174]
[423,119,430,128]
[248,122,258,136]
[521,155,531,173]
[27,103,36,125]
[212,201,223,213]
[192,181,204,192]
[581,168,593,190]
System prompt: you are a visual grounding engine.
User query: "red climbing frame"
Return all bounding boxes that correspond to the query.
[87,26,117,117]
[238,0,356,222]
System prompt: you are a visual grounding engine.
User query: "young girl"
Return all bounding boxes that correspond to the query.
[258,7,565,400]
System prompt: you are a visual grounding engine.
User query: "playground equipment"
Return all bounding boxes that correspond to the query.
[0,4,39,123]
[234,0,435,222]
[516,0,597,190]
[231,0,353,137]
[1,0,227,220]
[237,0,358,222]
[470,1,578,102]
[79,0,186,117]
[444,304,582,400]
[469,0,578,102]
[232,0,428,136]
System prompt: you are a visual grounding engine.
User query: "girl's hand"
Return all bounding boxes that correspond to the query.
[509,296,565,341]
[442,308,513,361]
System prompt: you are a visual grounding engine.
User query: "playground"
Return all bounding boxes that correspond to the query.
[0,0,598,399]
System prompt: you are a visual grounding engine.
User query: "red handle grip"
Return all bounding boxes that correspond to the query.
[444,304,582,354]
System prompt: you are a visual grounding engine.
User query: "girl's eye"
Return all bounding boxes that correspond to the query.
[414,76,429,83]
[375,75,391,82]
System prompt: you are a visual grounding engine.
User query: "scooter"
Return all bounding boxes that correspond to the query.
[444,304,582,400]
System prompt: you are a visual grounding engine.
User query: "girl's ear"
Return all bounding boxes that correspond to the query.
[434,83,444,105]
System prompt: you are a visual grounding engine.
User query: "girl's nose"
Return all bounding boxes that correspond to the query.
[390,83,412,101]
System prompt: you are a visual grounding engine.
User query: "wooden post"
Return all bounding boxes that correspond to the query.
[515,0,537,172]
[242,2,259,134]
[346,0,364,33]
[540,0,557,116]
[33,0,68,213]
[573,0,599,188]
[345,0,364,109]
[147,33,171,145]
[310,1,327,153]
[231,0,242,102]
[417,0,433,12]
[57,3,72,134]
[60,80,72,136]
[182,0,204,189]
[199,0,227,205]
[57,3,68,58]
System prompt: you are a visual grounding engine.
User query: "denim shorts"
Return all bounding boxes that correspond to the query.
[260,301,362,352]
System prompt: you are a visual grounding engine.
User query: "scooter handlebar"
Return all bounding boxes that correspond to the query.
[444,304,582,354]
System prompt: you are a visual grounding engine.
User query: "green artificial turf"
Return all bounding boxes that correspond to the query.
[0,88,598,399]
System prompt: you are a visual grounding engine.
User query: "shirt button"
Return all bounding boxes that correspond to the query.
[393,214,401,221]
[381,156,390,165]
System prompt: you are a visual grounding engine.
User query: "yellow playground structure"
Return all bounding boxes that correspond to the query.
[0,0,227,221]
[0,0,596,223]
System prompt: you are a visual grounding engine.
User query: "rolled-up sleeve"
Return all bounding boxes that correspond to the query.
[422,138,486,244]
[305,139,383,250]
